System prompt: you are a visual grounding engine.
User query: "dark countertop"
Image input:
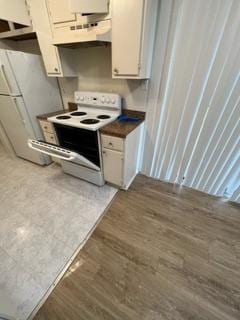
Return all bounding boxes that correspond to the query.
[37,110,67,120]
[100,109,145,138]
[37,104,145,138]
[37,103,78,120]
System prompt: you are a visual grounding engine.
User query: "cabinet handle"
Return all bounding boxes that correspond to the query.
[108,142,113,146]
[113,68,119,74]
[102,150,106,154]
[54,67,58,72]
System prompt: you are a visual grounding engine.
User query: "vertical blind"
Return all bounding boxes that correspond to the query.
[142,0,240,203]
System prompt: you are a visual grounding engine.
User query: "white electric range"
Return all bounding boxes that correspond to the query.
[28,91,122,186]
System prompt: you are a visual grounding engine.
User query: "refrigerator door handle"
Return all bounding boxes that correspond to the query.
[12,97,25,125]
[0,65,13,95]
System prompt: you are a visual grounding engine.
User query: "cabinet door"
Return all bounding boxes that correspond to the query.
[47,0,76,24]
[37,33,62,75]
[0,0,31,26]
[102,148,123,186]
[44,132,57,144]
[112,0,144,77]
[29,0,62,75]
[39,120,54,134]
[69,0,108,14]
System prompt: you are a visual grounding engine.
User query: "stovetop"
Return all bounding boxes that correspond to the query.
[48,91,122,131]
[47,108,120,131]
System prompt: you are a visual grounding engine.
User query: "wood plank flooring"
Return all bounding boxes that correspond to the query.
[34,175,240,320]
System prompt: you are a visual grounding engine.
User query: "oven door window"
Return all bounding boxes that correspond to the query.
[54,124,100,167]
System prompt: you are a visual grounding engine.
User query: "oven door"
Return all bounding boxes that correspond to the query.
[28,139,100,171]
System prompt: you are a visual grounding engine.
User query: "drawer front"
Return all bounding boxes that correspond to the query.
[40,120,54,134]
[101,134,124,151]
[44,132,57,144]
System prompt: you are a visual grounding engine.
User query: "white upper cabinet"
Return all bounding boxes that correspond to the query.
[69,0,109,14]
[47,0,76,24]
[0,0,33,41]
[36,33,62,75]
[112,0,158,79]
[112,0,143,77]
[0,0,31,26]
[28,0,77,77]
[27,0,157,79]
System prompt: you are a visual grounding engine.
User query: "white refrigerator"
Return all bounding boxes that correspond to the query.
[0,49,63,165]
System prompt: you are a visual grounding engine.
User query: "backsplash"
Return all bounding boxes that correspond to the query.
[58,45,149,112]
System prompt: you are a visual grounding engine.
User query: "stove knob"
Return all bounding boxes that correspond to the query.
[111,98,116,104]
[101,97,105,103]
[106,98,110,103]
[75,95,80,101]
[80,96,84,101]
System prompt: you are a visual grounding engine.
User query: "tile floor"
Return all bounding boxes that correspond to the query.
[0,144,117,320]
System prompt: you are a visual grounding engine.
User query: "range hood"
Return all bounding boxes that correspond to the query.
[50,1,111,45]
[53,19,111,45]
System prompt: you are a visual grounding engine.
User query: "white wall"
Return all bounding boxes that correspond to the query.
[0,40,148,111]
[58,45,149,111]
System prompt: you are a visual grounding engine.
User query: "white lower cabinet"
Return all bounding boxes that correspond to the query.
[43,131,57,144]
[102,148,123,186]
[39,119,60,164]
[101,123,143,189]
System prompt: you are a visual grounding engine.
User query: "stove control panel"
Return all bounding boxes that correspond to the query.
[74,91,122,109]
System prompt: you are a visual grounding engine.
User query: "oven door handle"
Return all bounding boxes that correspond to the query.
[28,139,100,171]
[28,139,77,161]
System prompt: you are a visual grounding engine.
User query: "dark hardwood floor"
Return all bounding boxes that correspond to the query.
[34,175,240,320]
